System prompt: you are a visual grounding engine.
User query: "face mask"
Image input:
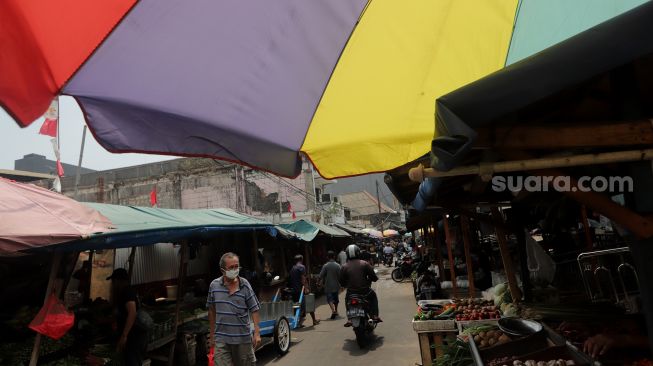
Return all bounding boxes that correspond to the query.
[223,268,239,280]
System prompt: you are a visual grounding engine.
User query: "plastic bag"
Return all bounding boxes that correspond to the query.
[29,293,75,340]
[208,346,214,365]
[525,231,556,285]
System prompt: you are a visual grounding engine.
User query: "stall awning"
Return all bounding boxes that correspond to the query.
[0,178,113,255]
[280,220,350,242]
[334,223,366,235]
[27,203,295,252]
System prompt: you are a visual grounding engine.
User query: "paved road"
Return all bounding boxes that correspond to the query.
[256,266,421,366]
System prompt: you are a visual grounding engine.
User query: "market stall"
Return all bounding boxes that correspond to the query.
[387,3,653,364]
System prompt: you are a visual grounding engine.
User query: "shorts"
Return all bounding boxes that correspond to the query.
[215,342,256,366]
[326,292,339,304]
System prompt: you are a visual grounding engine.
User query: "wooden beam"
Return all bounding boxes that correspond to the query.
[474,120,653,149]
[442,215,457,298]
[460,216,476,298]
[409,149,653,181]
[490,208,521,304]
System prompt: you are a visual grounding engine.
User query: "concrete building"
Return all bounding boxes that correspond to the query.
[14,153,95,176]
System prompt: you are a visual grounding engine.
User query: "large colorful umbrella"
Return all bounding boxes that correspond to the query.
[0,178,114,255]
[1,0,646,178]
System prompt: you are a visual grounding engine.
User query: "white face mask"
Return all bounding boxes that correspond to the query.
[223,268,239,280]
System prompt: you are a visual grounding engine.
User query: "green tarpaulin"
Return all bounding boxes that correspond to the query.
[280,220,350,242]
[27,203,296,252]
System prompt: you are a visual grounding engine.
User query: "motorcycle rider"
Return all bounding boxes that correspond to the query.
[339,244,382,326]
[382,243,395,265]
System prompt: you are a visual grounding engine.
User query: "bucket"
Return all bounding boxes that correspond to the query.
[166,285,178,300]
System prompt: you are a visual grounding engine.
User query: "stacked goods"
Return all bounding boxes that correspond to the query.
[414,303,457,321]
[453,298,501,321]
[460,325,511,349]
[491,360,575,366]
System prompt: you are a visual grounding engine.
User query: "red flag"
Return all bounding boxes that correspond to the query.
[56,159,64,177]
[39,118,58,137]
[288,202,296,219]
[150,186,158,207]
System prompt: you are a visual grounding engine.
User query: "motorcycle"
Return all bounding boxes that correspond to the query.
[391,255,417,282]
[383,253,394,267]
[346,292,378,348]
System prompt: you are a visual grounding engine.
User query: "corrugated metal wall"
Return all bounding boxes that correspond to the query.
[115,244,211,285]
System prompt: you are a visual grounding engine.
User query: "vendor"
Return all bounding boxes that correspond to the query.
[107,268,148,366]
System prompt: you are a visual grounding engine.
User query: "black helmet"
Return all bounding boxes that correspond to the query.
[346,244,361,260]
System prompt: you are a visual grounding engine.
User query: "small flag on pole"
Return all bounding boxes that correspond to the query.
[288,202,296,220]
[150,186,158,207]
[56,160,65,177]
[38,99,59,137]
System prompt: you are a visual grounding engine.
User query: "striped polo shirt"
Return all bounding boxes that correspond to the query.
[207,276,261,344]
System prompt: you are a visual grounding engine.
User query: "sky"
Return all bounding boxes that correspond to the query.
[0,96,174,171]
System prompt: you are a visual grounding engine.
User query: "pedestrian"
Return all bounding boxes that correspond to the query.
[337,249,348,265]
[106,268,148,366]
[207,252,261,366]
[319,251,341,319]
[289,254,320,327]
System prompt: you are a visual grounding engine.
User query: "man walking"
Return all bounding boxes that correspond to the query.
[319,251,341,319]
[337,249,348,265]
[207,252,261,366]
[289,254,320,327]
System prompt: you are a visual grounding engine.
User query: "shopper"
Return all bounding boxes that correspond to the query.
[289,254,320,327]
[337,249,348,265]
[107,268,148,366]
[319,251,342,319]
[207,252,261,366]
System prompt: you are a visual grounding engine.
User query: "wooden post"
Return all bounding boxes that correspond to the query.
[580,205,594,251]
[252,230,263,274]
[127,246,137,280]
[460,215,476,298]
[29,251,63,366]
[442,215,457,298]
[490,207,521,303]
[432,219,445,281]
[304,244,311,285]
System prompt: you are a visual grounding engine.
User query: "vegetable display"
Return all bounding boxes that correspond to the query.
[431,338,472,366]
[453,298,501,321]
[414,303,457,321]
[461,325,511,349]
[493,360,575,366]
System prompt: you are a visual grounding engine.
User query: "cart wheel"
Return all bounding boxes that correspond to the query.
[274,317,291,355]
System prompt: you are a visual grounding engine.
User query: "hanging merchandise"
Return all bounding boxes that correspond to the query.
[28,293,75,340]
[525,230,556,285]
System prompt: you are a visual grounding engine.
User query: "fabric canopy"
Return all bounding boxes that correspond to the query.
[0,178,113,255]
[28,203,293,252]
[1,0,517,178]
[280,220,350,242]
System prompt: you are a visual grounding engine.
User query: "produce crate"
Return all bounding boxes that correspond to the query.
[412,319,456,332]
[415,330,459,366]
[468,323,593,366]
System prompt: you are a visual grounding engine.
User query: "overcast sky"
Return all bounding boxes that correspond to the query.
[0,96,174,171]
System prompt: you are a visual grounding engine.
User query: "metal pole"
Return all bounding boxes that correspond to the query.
[278,177,283,223]
[73,125,87,199]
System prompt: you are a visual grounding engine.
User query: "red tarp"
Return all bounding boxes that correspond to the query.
[0,178,114,255]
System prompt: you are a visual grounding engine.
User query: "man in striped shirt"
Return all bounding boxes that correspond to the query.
[207,252,261,366]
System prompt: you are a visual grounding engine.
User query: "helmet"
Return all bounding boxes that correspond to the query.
[346,244,361,260]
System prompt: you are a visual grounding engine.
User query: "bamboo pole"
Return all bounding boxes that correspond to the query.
[490,208,521,303]
[442,215,457,298]
[408,149,653,181]
[29,251,63,366]
[460,215,476,298]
